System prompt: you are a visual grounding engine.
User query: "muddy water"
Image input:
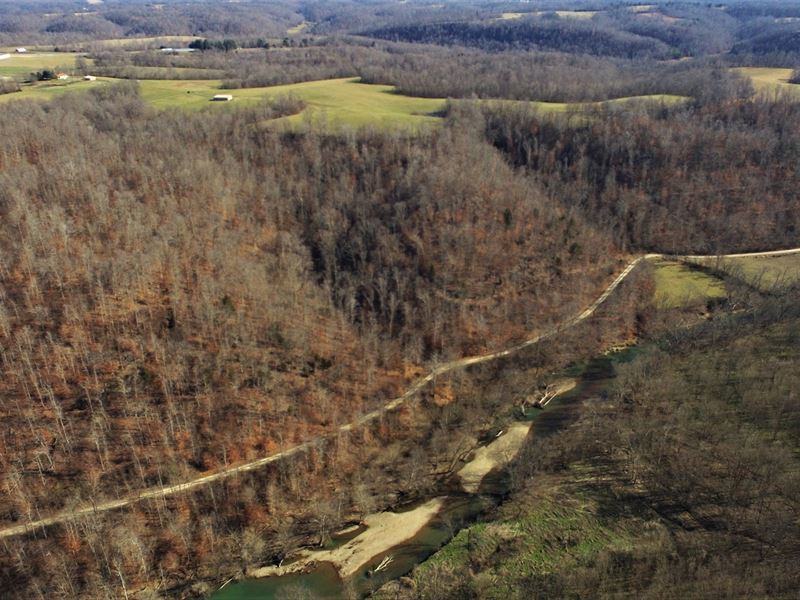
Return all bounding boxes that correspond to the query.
[211,348,638,599]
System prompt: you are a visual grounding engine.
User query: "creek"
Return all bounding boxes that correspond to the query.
[211,347,639,600]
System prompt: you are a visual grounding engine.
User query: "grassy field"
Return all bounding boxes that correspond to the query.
[287,22,308,34]
[499,10,597,20]
[547,10,598,19]
[84,36,198,50]
[653,260,726,308]
[0,76,444,130]
[734,67,800,99]
[0,76,110,104]
[0,73,686,130]
[138,77,445,129]
[0,52,84,78]
[689,255,800,290]
[483,93,688,114]
[391,480,639,600]
[498,12,525,19]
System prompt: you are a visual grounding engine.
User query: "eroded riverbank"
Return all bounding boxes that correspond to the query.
[211,348,637,599]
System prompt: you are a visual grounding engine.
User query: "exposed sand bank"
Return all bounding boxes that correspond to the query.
[249,497,446,579]
[458,421,532,493]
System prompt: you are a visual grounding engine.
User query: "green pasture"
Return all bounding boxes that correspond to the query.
[629,4,657,12]
[499,10,599,20]
[0,72,688,132]
[0,76,110,104]
[734,67,800,99]
[0,52,84,78]
[482,93,688,114]
[85,36,198,50]
[543,10,598,19]
[690,254,800,291]
[138,77,445,129]
[287,22,308,34]
[653,260,726,308]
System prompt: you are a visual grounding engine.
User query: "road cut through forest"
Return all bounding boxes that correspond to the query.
[1,247,799,541]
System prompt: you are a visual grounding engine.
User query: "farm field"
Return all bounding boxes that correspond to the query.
[83,35,198,50]
[653,260,726,308]
[137,77,446,129]
[539,10,598,19]
[0,76,109,103]
[690,254,800,290]
[483,93,688,114]
[0,52,85,78]
[1,72,690,131]
[287,21,308,34]
[0,75,444,129]
[734,67,800,98]
[498,10,597,20]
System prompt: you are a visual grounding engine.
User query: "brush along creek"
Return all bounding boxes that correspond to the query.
[211,349,636,599]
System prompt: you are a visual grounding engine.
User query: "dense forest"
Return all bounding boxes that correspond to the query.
[1,1,799,599]
[476,96,800,252]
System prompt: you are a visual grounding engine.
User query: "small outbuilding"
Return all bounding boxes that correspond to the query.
[15,48,27,53]
[211,94,233,102]
[83,75,96,81]
[57,73,69,80]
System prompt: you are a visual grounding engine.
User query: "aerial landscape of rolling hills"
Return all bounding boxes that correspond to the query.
[0,0,798,598]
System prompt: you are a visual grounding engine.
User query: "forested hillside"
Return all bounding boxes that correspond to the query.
[475,98,800,252]
[1,1,799,599]
[401,290,800,599]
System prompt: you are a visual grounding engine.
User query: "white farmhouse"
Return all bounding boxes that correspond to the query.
[211,94,233,101]
[15,48,27,53]
[83,75,96,81]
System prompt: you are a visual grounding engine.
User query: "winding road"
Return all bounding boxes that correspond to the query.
[2,248,799,540]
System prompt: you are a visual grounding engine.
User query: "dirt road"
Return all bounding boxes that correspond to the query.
[2,247,798,539]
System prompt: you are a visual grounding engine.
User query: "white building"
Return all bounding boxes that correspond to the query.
[57,73,70,80]
[15,48,27,53]
[212,94,233,101]
[83,75,96,81]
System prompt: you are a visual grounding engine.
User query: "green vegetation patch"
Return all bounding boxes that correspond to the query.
[138,77,445,130]
[85,35,198,50]
[0,52,84,78]
[734,67,800,99]
[0,76,110,104]
[481,94,688,115]
[691,254,800,290]
[412,487,636,600]
[287,21,309,34]
[653,260,726,308]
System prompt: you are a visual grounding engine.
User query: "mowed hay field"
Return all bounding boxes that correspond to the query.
[734,67,800,99]
[653,260,726,308]
[138,77,446,129]
[0,52,85,78]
